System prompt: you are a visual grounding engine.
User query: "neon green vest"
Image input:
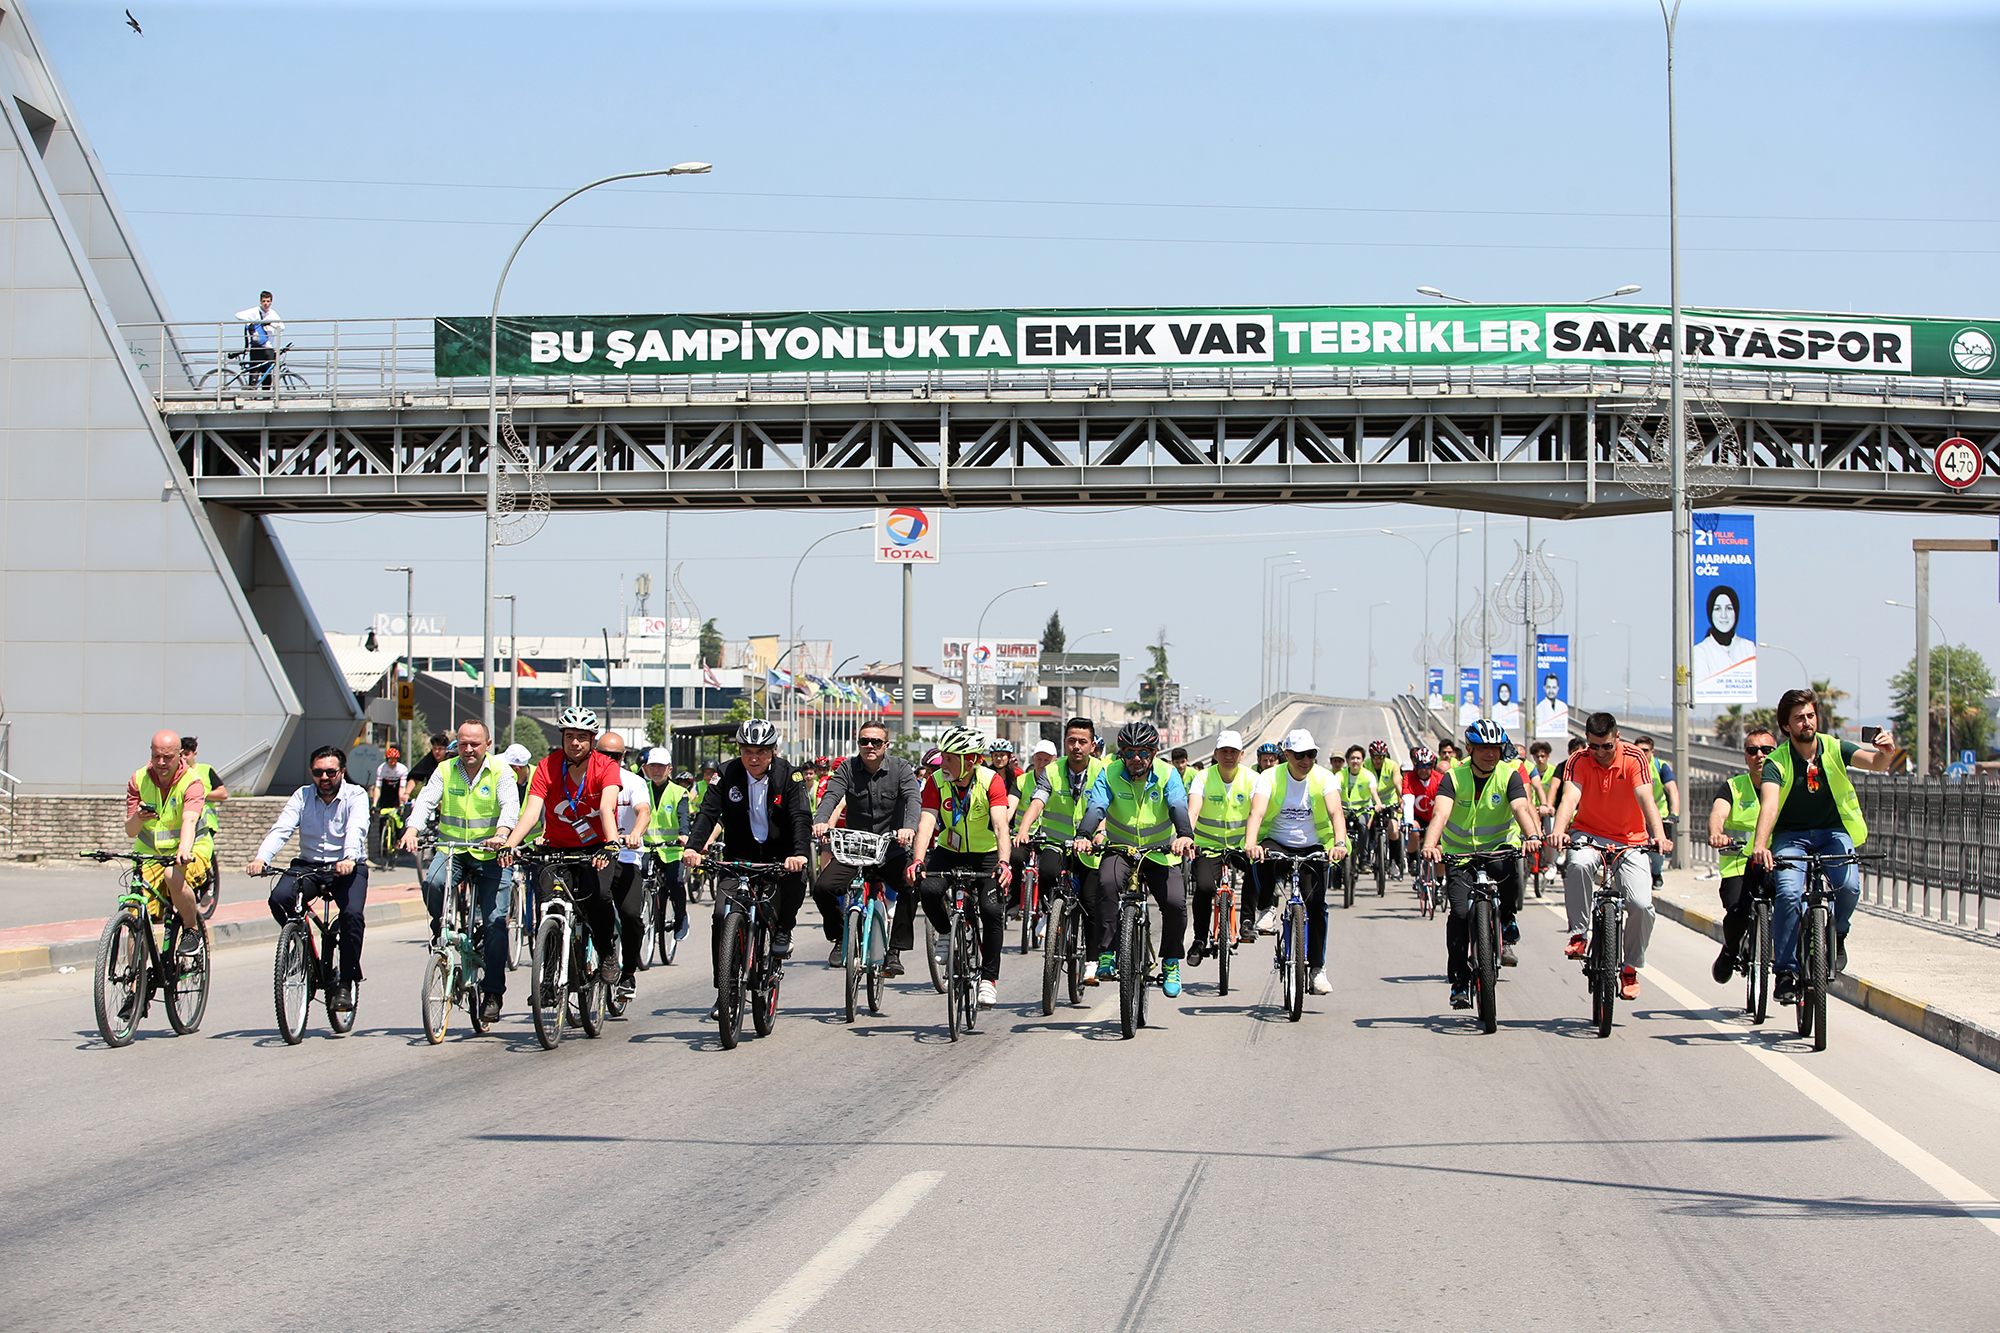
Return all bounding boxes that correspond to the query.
[1193,765,1254,851]
[1438,760,1523,854]
[438,756,508,860]
[1647,757,1669,816]
[191,763,222,836]
[1103,757,1179,865]
[1768,735,1867,846]
[1336,766,1378,811]
[1036,757,1103,869]
[645,780,687,861]
[1012,770,1036,829]
[1718,772,1760,877]
[133,766,211,858]
[932,766,999,854]
[1257,765,1342,852]
[1369,757,1401,797]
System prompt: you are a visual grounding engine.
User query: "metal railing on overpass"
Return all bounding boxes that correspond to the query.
[1854,776,1999,933]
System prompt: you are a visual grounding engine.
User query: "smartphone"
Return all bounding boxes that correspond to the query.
[1861,725,1883,744]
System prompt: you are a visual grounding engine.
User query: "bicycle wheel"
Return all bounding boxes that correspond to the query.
[1215,893,1233,998]
[1019,869,1036,956]
[421,952,452,1045]
[529,914,566,1049]
[865,901,886,1016]
[194,864,221,921]
[325,943,358,1036]
[637,896,657,974]
[924,915,946,994]
[1342,858,1355,910]
[509,889,531,970]
[165,923,210,1036]
[843,905,863,1024]
[577,936,607,1038]
[1472,897,1498,1035]
[93,912,149,1048]
[1593,898,1618,1038]
[944,916,964,1042]
[1041,898,1064,1017]
[272,920,310,1044]
[1375,843,1388,898]
[750,929,779,1038]
[1807,905,1830,1052]
[1747,900,1771,1025]
[1136,916,1151,1030]
[376,819,397,870]
[716,911,747,1049]
[959,917,980,1034]
[1286,900,1307,1022]
[1117,908,1141,1039]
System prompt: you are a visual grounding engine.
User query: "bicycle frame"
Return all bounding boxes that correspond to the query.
[1571,837,1641,1038]
[1259,848,1326,1022]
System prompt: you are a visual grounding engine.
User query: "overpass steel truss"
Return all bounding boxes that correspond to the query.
[167,380,2000,519]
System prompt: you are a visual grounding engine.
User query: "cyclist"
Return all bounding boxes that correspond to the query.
[1243,728,1350,996]
[1706,725,1777,984]
[1633,735,1681,889]
[1018,717,1108,982]
[1749,688,1895,1005]
[909,726,1013,1008]
[683,719,813,1010]
[1170,747,1191,783]
[1548,712,1670,1002]
[810,719,920,970]
[1365,741,1406,877]
[369,743,408,866]
[249,746,369,1010]
[595,731,653,1004]
[639,749,693,956]
[1185,729,1253,966]
[403,719,518,1023]
[1336,746,1382,875]
[403,733,450,804]
[986,739,1021,909]
[1075,719,1195,997]
[127,730,213,947]
[1420,720,1543,1009]
[1437,740,1460,767]
[498,707,625,992]
[178,735,228,860]
[1254,741,1282,773]
[1400,746,1445,859]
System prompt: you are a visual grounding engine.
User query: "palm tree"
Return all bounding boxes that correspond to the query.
[1809,678,1849,735]
[1714,704,1747,748]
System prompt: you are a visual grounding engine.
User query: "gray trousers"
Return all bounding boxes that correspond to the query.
[1563,835,1654,969]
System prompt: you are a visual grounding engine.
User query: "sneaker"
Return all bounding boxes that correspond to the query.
[614,979,636,1003]
[1097,952,1118,982]
[883,950,906,978]
[1256,909,1277,935]
[480,994,503,1024]
[176,922,205,955]
[933,937,951,969]
[1564,933,1588,960]
[1620,967,1640,1001]
[976,979,997,1008]
[1712,945,1738,985]
[829,945,844,969]
[1162,959,1182,998]
[1309,969,1332,996]
[1502,920,1521,945]
[673,916,691,941]
[1450,986,1472,1010]
[1501,943,1518,967]
[1187,938,1207,967]
[598,957,621,985]
[1775,972,1799,1006]
[1082,959,1100,986]
[1238,923,1258,945]
[705,1003,720,1022]
[117,990,137,1022]
[771,931,794,959]
[1836,936,1848,974]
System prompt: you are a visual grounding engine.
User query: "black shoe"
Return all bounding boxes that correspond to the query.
[883,950,906,978]
[117,991,137,1022]
[705,1003,719,1022]
[771,931,793,958]
[1187,939,1207,967]
[332,982,356,1013]
[1774,973,1799,1006]
[1836,937,1848,974]
[1450,987,1472,1010]
[480,994,503,1023]
[829,945,844,969]
[1712,946,1737,985]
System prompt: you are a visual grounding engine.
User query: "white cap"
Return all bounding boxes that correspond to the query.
[1214,730,1245,751]
[499,744,531,767]
[1282,728,1317,753]
[1031,739,1058,758]
[644,747,672,766]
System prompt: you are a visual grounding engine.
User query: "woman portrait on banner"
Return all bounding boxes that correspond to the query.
[1493,680,1520,731]
[1692,583,1757,692]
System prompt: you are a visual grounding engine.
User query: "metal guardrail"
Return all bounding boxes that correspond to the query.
[120,318,2000,413]
[1855,775,1998,932]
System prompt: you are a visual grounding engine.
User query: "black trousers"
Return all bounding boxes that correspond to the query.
[918,848,1005,983]
[1095,850,1188,962]
[811,839,910,943]
[1717,861,1772,957]
[1257,843,1329,968]
[1189,852,1235,943]
[1444,851,1518,987]
[267,859,369,982]
[649,856,687,935]
[609,859,648,976]
[540,858,619,968]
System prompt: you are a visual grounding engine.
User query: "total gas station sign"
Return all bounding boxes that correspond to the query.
[875,506,940,563]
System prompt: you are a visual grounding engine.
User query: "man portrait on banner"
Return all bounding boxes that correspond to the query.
[1693,584,1756,692]
[1534,671,1569,734]
[1458,683,1480,726]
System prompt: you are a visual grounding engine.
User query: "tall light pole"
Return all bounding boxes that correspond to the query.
[1609,619,1634,718]
[1309,589,1339,695]
[1887,601,1953,765]
[1380,526,1471,670]
[495,593,517,748]
[1365,601,1391,700]
[1843,653,1862,741]
[787,522,871,757]
[481,162,712,739]
[1278,571,1309,696]
[1760,642,1809,688]
[967,581,1049,729]
[1661,0,1694,871]
[1069,627,1115,719]
[387,566,413,757]
[1260,553,1298,704]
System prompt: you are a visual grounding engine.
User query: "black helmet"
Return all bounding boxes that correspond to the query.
[1116,719,1160,752]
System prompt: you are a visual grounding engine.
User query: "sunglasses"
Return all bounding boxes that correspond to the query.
[1745,744,1775,756]
[1586,741,1617,753]
[857,737,886,747]
[1119,747,1155,759]
[311,767,343,778]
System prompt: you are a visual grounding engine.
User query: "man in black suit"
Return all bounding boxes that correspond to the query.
[684,719,814,997]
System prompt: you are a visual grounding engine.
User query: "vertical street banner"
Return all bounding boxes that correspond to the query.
[1692,513,1757,702]
[1458,667,1482,725]
[875,506,940,563]
[1534,635,1571,735]
[1427,667,1445,709]
[1490,654,1520,731]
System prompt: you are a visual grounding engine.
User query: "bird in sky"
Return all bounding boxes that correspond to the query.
[126,10,142,34]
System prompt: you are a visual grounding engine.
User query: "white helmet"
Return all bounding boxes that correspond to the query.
[557,706,601,736]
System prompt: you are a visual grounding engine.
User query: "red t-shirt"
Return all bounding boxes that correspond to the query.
[528,751,624,847]
[1567,742,1652,844]
[1403,768,1445,825]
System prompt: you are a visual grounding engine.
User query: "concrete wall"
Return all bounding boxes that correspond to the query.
[3,792,295,864]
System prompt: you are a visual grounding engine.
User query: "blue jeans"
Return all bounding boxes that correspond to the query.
[423,851,511,998]
[1771,828,1859,977]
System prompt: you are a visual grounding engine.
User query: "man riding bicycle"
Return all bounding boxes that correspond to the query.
[1075,720,1194,998]
[249,746,369,1010]
[404,719,518,1023]
[1749,688,1895,1006]
[499,708,625,993]
[1706,725,1777,985]
[909,727,1013,1009]
[1420,720,1544,1010]
[1018,717,1108,982]
[1365,741,1406,877]
[1336,746,1383,873]
[127,730,213,947]
[810,719,920,972]
[1243,729,1349,996]
[641,749,693,955]
[595,731,654,1005]
[1185,729,1254,966]
[1548,712,1670,1003]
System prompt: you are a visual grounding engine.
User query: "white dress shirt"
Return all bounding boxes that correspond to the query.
[256,781,370,864]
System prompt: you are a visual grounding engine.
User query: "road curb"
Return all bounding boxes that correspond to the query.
[1654,892,2000,1076]
[0,898,429,982]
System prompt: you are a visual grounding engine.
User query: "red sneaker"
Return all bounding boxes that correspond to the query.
[1620,967,1641,1001]
[1564,934,1587,960]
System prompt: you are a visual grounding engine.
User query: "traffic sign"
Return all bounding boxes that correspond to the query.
[1932,437,1982,490]
[1962,749,1976,766]
[397,680,415,721]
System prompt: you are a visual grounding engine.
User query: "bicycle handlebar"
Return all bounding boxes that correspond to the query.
[705,859,795,879]
[80,850,178,865]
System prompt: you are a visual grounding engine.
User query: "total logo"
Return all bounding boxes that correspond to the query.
[875,506,940,563]
[884,506,929,546]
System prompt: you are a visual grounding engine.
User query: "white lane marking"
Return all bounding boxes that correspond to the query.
[726,1171,945,1333]
[1641,963,2000,1241]
[1060,990,1122,1038]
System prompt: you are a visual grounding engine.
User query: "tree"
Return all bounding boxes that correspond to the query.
[1041,610,1066,655]
[1131,629,1173,720]
[506,713,550,762]
[1713,704,1747,748]
[645,704,665,746]
[1808,678,1848,736]
[699,618,723,669]
[1889,644,1994,771]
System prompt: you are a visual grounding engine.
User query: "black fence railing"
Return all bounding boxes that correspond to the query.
[1854,775,1999,932]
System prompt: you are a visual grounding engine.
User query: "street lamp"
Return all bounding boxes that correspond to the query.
[386,566,413,757]
[1844,653,1863,741]
[1608,619,1634,718]
[1278,571,1309,696]
[1887,601,1953,764]
[1416,286,1471,304]
[481,162,713,739]
[1310,589,1339,694]
[787,522,872,756]
[1760,642,1809,688]
[968,581,1049,727]
[1260,553,1299,703]
[495,593,517,749]
[1583,285,1643,303]
[1660,0,1696,872]
[1380,526,1471,667]
[1366,601,1391,699]
[1069,627,1114,716]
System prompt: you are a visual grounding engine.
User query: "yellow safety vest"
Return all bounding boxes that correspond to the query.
[1257,765,1342,853]
[133,766,211,858]
[1767,735,1867,846]
[437,756,509,860]
[1036,758,1103,869]
[1103,757,1180,865]
[932,766,999,854]
[1718,772,1760,877]
[1438,760,1523,854]
[645,780,687,861]
[1192,765,1254,852]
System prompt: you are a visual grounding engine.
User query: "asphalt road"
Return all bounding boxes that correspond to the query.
[1290,701,1404,760]
[5,879,1999,1332]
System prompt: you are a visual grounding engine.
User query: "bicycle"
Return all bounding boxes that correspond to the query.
[81,851,210,1047]
[505,864,535,970]
[1768,849,1878,1052]
[1097,843,1165,1040]
[1017,843,1043,956]
[709,860,792,1050]
[829,829,894,1023]
[928,866,990,1041]
[645,850,684,967]
[1030,835,1091,1015]
[1407,825,1440,920]
[1568,835,1645,1039]
[512,846,612,1050]
[1190,847,1249,998]
[1336,814,1364,909]
[1367,807,1396,897]
[418,842,497,1044]
[1259,848,1328,1023]
[254,861,358,1045]
[1438,852,1511,1035]
[196,341,308,393]
[371,801,408,870]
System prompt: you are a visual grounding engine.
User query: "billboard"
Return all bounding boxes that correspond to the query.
[1534,635,1571,735]
[1692,513,1758,703]
[1040,652,1122,688]
[1458,666,1481,725]
[874,506,940,564]
[1427,667,1445,709]
[1491,654,1520,732]
[941,639,1039,685]
[373,612,445,636]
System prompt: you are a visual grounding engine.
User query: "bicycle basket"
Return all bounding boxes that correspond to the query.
[829,829,891,868]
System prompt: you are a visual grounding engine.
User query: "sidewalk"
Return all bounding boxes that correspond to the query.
[1652,864,2000,1074]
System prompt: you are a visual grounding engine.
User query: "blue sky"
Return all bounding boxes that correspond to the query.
[34,0,2000,722]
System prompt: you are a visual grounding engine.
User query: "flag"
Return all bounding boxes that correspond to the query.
[458,660,480,682]
[515,660,539,680]
[702,666,721,688]
[767,667,790,691]
[582,662,603,685]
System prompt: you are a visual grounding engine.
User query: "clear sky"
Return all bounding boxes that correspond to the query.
[33,0,2000,724]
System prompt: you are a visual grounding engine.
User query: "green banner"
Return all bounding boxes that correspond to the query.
[435,304,2000,380]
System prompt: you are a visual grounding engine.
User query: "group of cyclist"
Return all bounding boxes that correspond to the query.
[135,677,1889,1040]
